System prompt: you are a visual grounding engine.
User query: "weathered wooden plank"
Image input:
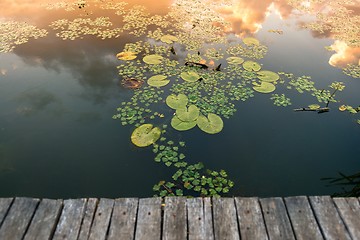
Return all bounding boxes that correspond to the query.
[309,196,351,240]
[260,197,295,240]
[333,197,360,240]
[0,198,13,226]
[284,196,323,240]
[52,198,86,240]
[24,199,63,240]
[108,198,138,240]
[134,197,162,240]
[186,197,214,240]
[162,197,187,240]
[88,198,114,240]
[212,197,240,240]
[0,197,39,240]
[77,198,98,240]
[235,197,268,240]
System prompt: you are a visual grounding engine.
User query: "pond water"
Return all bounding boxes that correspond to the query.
[0,0,359,198]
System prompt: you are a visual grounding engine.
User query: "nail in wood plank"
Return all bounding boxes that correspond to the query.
[77,198,98,240]
[235,197,268,240]
[260,197,295,240]
[52,198,86,240]
[108,198,138,240]
[333,197,360,240]
[284,196,323,240]
[162,197,187,240]
[186,198,214,240]
[212,197,240,240]
[24,199,63,240]
[88,198,114,240]
[0,197,39,240]
[0,198,13,226]
[309,196,351,240]
[134,197,162,240]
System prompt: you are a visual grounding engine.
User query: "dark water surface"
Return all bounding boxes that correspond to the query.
[0,0,359,198]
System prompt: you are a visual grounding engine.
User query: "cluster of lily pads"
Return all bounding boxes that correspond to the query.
[270,94,292,107]
[343,64,360,79]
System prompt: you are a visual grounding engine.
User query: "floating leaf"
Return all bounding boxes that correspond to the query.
[116,51,137,60]
[176,105,200,122]
[308,104,321,110]
[131,124,161,147]
[171,116,197,131]
[147,75,170,87]
[226,57,244,65]
[252,82,276,93]
[339,105,347,111]
[160,35,178,44]
[243,37,260,46]
[257,70,279,82]
[166,94,188,109]
[180,71,200,82]
[143,54,163,64]
[197,113,223,134]
[243,61,261,71]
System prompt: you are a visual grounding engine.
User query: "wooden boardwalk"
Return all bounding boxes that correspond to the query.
[0,196,359,240]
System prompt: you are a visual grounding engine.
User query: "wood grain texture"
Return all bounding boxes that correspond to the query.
[108,198,138,240]
[24,199,63,240]
[52,198,86,240]
[309,196,351,240]
[134,197,162,240]
[0,198,13,226]
[235,197,268,240]
[186,198,214,240]
[0,197,39,240]
[260,197,295,240]
[212,197,240,240]
[88,198,114,240]
[284,196,323,240]
[77,198,98,240]
[333,197,360,240]
[162,197,187,240]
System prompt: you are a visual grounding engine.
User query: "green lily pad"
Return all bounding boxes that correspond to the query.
[171,116,197,131]
[116,51,137,60]
[257,70,279,82]
[143,54,163,64]
[197,113,223,134]
[243,37,260,46]
[252,82,276,93]
[243,61,261,71]
[176,105,200,122]
[131,124,161,147]
[166,94,188,109]
[308,104,321,110]
[226,56,244,65]
[180,71,200,82]
[147,75,170,87]
[160,35,178,44]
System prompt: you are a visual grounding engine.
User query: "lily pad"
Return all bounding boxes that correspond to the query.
[243,37,260,46]
[257,70,279,82]
[308,104,321,110]
[143,54,163,64]
[197,113,223,134]
[147,75,170,87]
[116,51,137,60]
[243,61,261,71]
[339,105,347,111]
[171,116,197,131]
[180,71,200,82]
[252,82,276,93]
[226,56,244,65]
[160,35,178,44]
[176,105,200,122]
[131,124,161,147]
[166,94,188,109]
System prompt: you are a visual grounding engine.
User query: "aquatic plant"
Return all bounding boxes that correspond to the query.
[147,75,170,87]
[131,124,161,147]
[343,64,360,79]
[252,81,276,93]
[270,94,291,107]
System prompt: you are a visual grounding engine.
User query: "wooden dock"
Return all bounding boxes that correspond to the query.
[0,196,359,240]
